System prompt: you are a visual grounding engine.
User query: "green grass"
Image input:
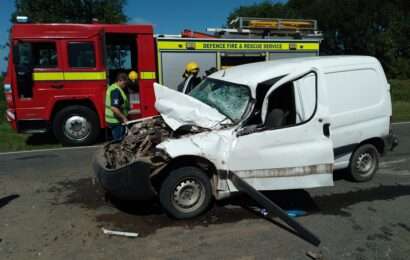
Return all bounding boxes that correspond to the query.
[0,78,408,152]
[0,78,61,152]
[390,79,410,122]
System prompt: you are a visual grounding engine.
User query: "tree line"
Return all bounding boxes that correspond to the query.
[228,0,410,79]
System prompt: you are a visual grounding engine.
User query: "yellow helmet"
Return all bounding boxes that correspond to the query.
[128,70,138,82]
[185,62,200,73]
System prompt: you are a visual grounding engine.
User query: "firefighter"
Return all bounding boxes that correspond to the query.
[105,73,130,141]
[177,62,202,93]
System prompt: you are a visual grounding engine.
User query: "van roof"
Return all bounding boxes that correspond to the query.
[209,56,380,94]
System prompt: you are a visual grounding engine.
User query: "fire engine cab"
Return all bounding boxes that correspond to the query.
[3,17,322,146]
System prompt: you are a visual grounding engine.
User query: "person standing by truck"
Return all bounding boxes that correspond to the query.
[105,73,130,141]
[178,62,202,94]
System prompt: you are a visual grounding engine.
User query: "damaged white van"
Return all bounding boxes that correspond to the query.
[95,56,398,219]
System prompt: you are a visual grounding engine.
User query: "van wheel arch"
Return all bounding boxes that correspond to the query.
[151,155,218,192]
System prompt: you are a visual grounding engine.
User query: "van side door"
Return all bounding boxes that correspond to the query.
[227,71,334,191]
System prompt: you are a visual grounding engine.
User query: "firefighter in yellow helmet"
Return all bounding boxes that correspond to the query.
[178,62,202,94]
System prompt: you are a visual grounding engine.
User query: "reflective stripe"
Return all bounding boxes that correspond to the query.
[32,71,106,81]
[157,40,320,51]
[33,72,64,81]
[140,72,156,80]
[64,72,106,80]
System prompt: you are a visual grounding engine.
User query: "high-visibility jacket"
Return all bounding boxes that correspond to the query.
[105,83,129,124]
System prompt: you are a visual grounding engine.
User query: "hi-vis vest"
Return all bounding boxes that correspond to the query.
[105,83,130,124]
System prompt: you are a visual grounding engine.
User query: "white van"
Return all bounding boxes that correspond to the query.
[96,56,398,219]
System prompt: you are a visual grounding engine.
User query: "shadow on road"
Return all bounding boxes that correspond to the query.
[26,133,59,146]
[0,194,20,209]
[49,177,410,237]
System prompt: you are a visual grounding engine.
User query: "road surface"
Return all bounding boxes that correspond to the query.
[0,124,409,259]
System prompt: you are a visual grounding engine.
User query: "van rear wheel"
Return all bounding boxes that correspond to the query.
[349,144,380,182]
[53,105,100,146]
[159,167,212,219]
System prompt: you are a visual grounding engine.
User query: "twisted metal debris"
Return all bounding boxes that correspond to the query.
[104,117,171,169]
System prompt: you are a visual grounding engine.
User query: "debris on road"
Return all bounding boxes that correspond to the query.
[306,250,323,260]
[101,227,139,238]
[229,172,321,246]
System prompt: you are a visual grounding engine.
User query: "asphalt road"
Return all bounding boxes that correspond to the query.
[0,124,409,260]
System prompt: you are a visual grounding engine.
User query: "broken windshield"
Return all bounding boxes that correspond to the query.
[189,78,251,123]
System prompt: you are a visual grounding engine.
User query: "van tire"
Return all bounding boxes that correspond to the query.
[349,144,380,182]
[53,105,100,146]
[159,167,212,219]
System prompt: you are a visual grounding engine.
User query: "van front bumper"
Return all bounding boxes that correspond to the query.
[93,150,157,201]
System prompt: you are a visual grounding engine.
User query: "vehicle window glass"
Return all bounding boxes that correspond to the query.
[32,42,57,68]
[190,79,251,123]
[15,42,32,66]
[293,73,316,122]
[107,44,132,70]
[265,72,316,129]
[68,42,96,68]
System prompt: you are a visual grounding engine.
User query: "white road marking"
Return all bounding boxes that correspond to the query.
[380,158,408,167]
[392,121,410,126]
[0,145,102,156]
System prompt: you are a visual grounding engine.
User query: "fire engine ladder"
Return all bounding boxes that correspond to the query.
[207,17,322,39]
[230,172,321,246]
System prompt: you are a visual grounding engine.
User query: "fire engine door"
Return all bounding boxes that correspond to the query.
[13,40,64,121]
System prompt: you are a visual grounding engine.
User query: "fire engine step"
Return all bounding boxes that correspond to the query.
[229,172,321,246]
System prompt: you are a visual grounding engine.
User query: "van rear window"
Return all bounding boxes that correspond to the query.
[68,42,96,68]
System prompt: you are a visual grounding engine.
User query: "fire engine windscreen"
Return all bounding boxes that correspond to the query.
[189,79,251,123]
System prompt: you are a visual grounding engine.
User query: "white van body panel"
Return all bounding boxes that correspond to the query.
[209,56,391,171]
[156,56,391,197]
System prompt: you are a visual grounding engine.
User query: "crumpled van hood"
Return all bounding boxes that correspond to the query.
[154,83,231,130]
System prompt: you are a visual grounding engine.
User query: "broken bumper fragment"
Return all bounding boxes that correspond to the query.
[93,149,156,200]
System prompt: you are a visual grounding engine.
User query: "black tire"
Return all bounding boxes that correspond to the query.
[52,105,100,146]
[159,167,212,219]
[349,144,380,182]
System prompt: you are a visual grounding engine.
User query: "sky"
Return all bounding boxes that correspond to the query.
[0,0,281,72]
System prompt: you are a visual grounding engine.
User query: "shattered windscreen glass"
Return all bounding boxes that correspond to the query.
[189,78,251,122]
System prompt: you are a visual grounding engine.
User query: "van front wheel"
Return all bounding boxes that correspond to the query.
[159,167,212,219]
[349,144,380,182]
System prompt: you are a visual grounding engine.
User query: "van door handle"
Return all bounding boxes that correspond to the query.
[323,123,331,137]
[51,84,64,89]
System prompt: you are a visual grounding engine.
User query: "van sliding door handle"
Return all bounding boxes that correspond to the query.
[323,123,331,137]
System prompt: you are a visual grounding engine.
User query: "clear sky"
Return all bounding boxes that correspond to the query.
[0,0,282,72]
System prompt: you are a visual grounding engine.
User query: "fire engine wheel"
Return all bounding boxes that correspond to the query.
[349,144,380,182]
[159,167,212,219]
[53,105,100,146]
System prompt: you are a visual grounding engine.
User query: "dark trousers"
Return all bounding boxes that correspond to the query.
[109,124,126,141]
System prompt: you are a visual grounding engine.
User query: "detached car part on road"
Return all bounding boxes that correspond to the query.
[94,56,398,219]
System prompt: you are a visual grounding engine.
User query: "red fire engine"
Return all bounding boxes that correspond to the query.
[3,17,322,145]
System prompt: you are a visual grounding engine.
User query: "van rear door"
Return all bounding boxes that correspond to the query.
[228,69,334,191]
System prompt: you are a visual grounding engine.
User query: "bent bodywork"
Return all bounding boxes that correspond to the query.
[98,79,334,200]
